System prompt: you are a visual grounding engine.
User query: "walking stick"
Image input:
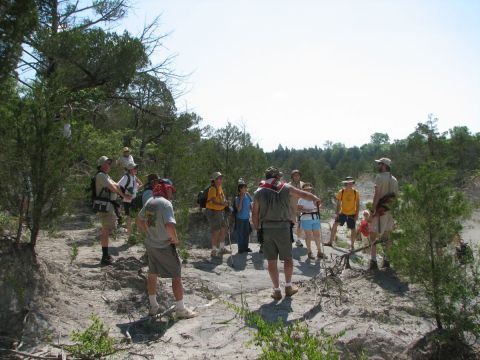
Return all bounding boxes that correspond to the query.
[225,211,235,269]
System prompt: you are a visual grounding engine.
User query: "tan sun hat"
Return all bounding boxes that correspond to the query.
[122,146,130,153]
[97,156,112,166]
[375,157,392,166]
[342,176,355,184]
[302,183,314,190]
[211,171,223,180]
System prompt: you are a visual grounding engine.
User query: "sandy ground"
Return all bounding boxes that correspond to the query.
[3,175,480,359]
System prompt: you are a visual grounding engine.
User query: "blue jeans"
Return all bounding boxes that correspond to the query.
[235,218,250,252]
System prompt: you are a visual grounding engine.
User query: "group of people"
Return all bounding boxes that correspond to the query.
[93,147,399,317]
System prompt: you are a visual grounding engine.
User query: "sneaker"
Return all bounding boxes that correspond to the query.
[176,307,197,319]
[285,285,299,297]
[369,259,379,271]
[307,251,315,260]
[149,304,160,316]
[382,259,390,269]
[317,252,326,259]
[295,240,303,247]
[100,255,114,266]
[246,248,252,252]
[220,247,231,254]
[210,249,218,258]
[271,289,282,300]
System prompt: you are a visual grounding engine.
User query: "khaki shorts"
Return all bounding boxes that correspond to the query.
[146,245,181,278]
[98,211,116,230]
[370,212,394,235]
[263,227,292,261]
[206,209,226,231]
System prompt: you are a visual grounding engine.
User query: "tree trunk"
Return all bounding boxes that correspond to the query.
[428,224,443,330]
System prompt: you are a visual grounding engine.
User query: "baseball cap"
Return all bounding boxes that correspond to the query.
[97,156,112,166]
[211,171,223,180]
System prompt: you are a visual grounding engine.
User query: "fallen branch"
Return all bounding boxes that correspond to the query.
[0,347,61,359]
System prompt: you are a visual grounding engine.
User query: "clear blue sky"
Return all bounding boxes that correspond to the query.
[122,0,480,151]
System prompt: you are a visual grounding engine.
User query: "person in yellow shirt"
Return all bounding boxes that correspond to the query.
[206,172,231,258]
[325,177,360,250]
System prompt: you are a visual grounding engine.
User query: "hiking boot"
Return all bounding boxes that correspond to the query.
[295,239,303,247]
[285,285,299,297]
[176,307,197,319]
[220,247,231,255]
[323,242,333,247]
[100,255,114,266]
[382,259,390,269]
[271,289,282,300]
[317,251,326,259]
[149,304,160,316]
[307,251,315,260]
[210,249,218,258]
[246,248,252,252]
[369,259,379,271]
[259,245,263,254]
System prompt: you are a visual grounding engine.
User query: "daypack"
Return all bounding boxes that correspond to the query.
[340,188,358,202]
[89,171,111,212]
[119,173,132,196]
[197,185,214,208]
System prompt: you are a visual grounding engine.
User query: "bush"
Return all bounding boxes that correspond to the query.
[66,314,118,359]
[226,298,340,360]
[391,162,480,341]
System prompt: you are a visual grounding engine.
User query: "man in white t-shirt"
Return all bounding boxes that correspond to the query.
[118,162,143,237]
[116,147,135,169]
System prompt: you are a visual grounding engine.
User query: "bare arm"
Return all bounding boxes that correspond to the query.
[106,179,132,200]
[136,217,147,233]
[165,222,179,245]
[289,186,320,205]
[252,201,260,230]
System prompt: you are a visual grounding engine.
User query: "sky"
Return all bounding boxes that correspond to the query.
[122,0,480,151]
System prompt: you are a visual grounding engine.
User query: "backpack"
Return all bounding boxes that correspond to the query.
[119,173,132,195]
[197,185,214,208]
[340,188,357,202]
[89,171,111,212]
[131,188,145,212]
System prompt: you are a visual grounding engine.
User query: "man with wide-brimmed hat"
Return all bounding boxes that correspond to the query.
[252,166,321,300]
[94,156,131,265]
[288,169,305,247]
[206,171,231,257]
[325,176,360,251]
[116,146,135,169]
[368,157,399,270]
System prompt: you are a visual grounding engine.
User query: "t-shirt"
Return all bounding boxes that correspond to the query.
[95,172,117,202]
[138,196,176,249]
[206,186,226,211]
[235,194,252,220]
[298,199,318,220]
[336,188,359,216]
[118,173,138,203]
[254,181,291,228]
[374,172,399,199]
[118,154,134,169]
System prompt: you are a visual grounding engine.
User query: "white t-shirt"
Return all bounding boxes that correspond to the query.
[298,198,318,220]
[118,154,134,169]
[118,173,138,203]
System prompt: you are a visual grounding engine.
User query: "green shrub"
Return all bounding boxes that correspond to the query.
[66,314,118,359]
[226,299,340,359]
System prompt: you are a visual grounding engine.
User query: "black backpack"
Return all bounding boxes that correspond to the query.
[197,185,214,208]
